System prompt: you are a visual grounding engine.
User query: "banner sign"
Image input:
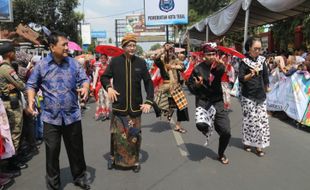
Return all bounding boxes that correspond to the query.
[144,0,188,26]
[91,31,107,39]
[267,71,310,125]
[126,14,165,35]
[302,102,310,126]
[81,24,91,45]
[0,0,13,22]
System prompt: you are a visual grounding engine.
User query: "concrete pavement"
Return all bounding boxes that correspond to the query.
[9,91,310,190]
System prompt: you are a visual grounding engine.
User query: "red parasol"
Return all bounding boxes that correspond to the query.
[217,46,245,59]
[95,45,124,57]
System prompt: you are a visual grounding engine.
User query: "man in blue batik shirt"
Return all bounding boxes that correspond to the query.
[26,31,90,190]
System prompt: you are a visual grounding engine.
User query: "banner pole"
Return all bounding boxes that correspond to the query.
[166,25,169,42]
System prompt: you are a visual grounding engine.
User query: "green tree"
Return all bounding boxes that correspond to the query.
[302,14,310,45]
[136,44,144,56]
[108,38,112,44]
[0,0,83,42]
[271,17,303,50]
[87,39,96,53]
[188,0,231,24]
[149,43,161,51]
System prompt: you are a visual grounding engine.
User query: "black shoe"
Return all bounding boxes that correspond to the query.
[1,169,21,178]
[14,162,28,170]
[74,180,90,190]
[132,164,141,173]
[0,177,12,186]
[6,163,21,171]
[36,139,43,146]
[0,177,14,190]
[0,172,15,179]
[107,158,114,170]
[22,148,39,161]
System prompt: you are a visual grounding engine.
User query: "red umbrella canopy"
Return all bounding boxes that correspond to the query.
[95,45,124,57]
[217,46,245,59]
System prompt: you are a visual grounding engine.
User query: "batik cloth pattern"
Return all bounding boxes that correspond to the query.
[110,115,141,167]
[95,88,110,120]
[241,96,270,148]
[195,106,216,146]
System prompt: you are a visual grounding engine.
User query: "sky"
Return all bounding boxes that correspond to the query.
[76,0,149,48]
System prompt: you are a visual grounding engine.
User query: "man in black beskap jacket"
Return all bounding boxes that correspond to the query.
[101,53,154,117]
[100,34,154,172]
[186,44,231,165]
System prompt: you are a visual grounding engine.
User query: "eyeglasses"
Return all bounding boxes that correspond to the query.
[253,47,262,51]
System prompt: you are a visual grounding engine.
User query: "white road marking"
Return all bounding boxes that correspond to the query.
[170,118,189,157]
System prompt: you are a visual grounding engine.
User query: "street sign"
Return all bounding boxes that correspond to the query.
[91,31,107,39]
[0,0,13,22]
[144,0,188,26]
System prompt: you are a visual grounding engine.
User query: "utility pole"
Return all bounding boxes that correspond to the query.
[166,25,169,43]
[115,19,118,47]
[83,0,86,24]
[115,19,126,47]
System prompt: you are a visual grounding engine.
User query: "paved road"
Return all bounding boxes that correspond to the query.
[9,90,310,190]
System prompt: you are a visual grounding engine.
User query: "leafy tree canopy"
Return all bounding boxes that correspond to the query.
[136,44,144,56]
[149,43,161,51]
[0,0,83,42]
[188,0,231,25]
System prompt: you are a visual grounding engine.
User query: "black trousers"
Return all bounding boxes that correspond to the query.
[43,121,86,190]
[21,111,36,148]
[213,101,231,157]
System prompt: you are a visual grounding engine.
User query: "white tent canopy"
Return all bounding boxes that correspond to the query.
[184,0,310,45]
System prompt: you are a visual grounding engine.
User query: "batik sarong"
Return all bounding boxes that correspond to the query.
[110,115,141,167]
[241,96,270,148]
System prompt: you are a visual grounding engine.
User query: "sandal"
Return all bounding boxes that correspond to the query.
[218,155,229,165]
[174,128,187,134]
[132,163,141,173]
[244,145,251,152]
[255,148,265,157]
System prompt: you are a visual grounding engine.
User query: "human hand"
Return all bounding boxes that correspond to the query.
[165,64,172,70]
[250,69,256,77]
[7,84,15,91]
[26,101,38,116]
[77,87,89,101]
[107,87,120,103]
[213,55,225,65]
[140,104,151,113]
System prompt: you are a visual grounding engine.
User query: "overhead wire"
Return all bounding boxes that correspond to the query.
[85,8,144,20]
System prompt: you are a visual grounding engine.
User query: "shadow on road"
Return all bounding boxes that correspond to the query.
[229,137,244,150]
[59,165,96,189]
[102,149,149,163]
[183,143,218,161]
[143,121,171,133]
